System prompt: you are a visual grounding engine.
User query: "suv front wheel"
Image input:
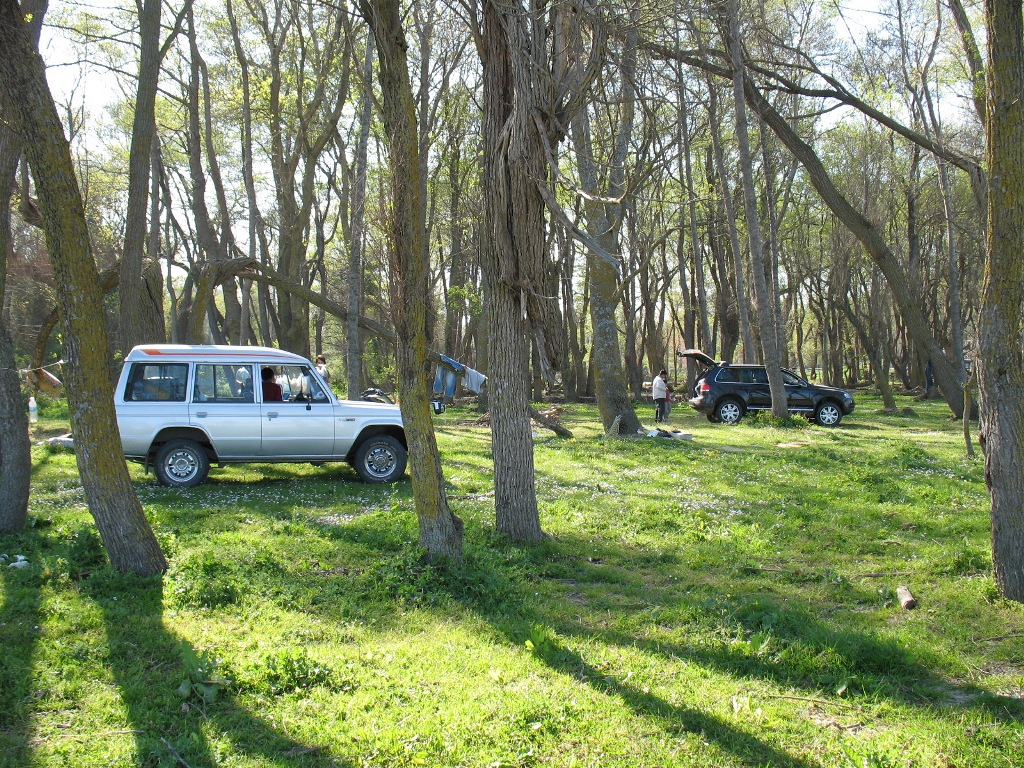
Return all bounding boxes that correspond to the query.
[814,401,843,427]
[715,399,744,425]
[154,439,210,488]
[353,435,407,483]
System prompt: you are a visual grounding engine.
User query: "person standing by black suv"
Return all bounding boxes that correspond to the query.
[652,369,671,423]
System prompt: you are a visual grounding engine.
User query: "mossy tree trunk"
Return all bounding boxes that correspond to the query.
[359,0,463,561]
[0,0,167,575]
[978,0,1024,602]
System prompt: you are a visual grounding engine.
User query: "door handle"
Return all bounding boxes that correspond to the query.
[267,412,279,419]
[195,411,208,418]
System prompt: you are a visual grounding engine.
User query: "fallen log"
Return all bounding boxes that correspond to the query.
[530,407,573,438]
[896,586,917,609]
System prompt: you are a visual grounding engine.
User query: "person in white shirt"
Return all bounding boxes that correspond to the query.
[652,369,671,423]
[315,354,331,386]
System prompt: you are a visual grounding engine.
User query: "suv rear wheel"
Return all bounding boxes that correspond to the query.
[814,401,843,427]
[353,435,407,483]
[715,399,744,425]
[154,439,210,488]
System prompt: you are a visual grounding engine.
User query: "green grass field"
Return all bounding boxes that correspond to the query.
[2,393,1022,767]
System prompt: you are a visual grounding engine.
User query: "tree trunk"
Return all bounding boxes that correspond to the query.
[843,297,898,412]
[678,77,712,355]
[726,2,787,415]
[570,103,642,435]
[477,0,570,542]
[558,231,580,402]
[0,0,166,574]
[347,31,374,399]
[251,3,349,357]
[708,79,755,363]
[226,0,271,345]
[360,0,463,561]
[0,0,44,535]
[707,167,739,362]
[948,0,986,121]
[759,118,794,367]
[118,0,169,353]
[978,0,1024,602]
[0,319,29,534]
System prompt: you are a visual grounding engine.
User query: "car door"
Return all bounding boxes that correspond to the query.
[679,349,717,397]
[782,369,814,412]
[191,363,262,458]
[119,361,191,457]
[260,363,336,457]
[747,367,772,409]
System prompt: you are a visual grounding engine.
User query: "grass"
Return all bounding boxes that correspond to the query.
[2,392,1022,767]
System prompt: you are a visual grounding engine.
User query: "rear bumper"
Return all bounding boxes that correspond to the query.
[688,396,712,413]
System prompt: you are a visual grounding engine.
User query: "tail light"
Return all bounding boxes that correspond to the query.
[700,380,710,393]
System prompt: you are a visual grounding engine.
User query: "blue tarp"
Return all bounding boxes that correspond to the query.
[433,355,486,399]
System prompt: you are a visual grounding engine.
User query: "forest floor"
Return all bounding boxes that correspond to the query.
[2,392,1022,767]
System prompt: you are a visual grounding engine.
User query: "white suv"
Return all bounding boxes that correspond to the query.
[115,345,407,488]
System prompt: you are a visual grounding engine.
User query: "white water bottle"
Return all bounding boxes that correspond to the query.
[28,396,38,423]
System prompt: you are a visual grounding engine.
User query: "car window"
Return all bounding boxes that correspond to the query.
[125,363,188,402]
[194,364,255,403]
[782,370,803,386]
[275,365,329,403]
[721,368,761,384]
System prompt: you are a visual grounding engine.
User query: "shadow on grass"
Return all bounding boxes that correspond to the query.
[310,539,820,765]
[605,566,1014,719]
[85,573,353,768]
[82,470,1016,764]
[407,531,1023,730]
[0,534,42,768]
[530,636,816,767]
[352,546,819,765]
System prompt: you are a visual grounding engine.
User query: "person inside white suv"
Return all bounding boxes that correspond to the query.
[235,367,253,399]
[261,366,283,401]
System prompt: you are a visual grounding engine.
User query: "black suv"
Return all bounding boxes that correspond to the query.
[680,349,855,426]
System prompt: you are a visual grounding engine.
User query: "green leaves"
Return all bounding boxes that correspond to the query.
[525,624,560,662]
[177,645,230,706]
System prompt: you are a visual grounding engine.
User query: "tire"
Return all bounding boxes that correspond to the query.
[715,399,744,425]
[814,401,843,427]
[353,435,407,483]
[154,439,210,488]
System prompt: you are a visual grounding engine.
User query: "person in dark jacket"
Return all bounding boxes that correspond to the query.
[261,366,283,402]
